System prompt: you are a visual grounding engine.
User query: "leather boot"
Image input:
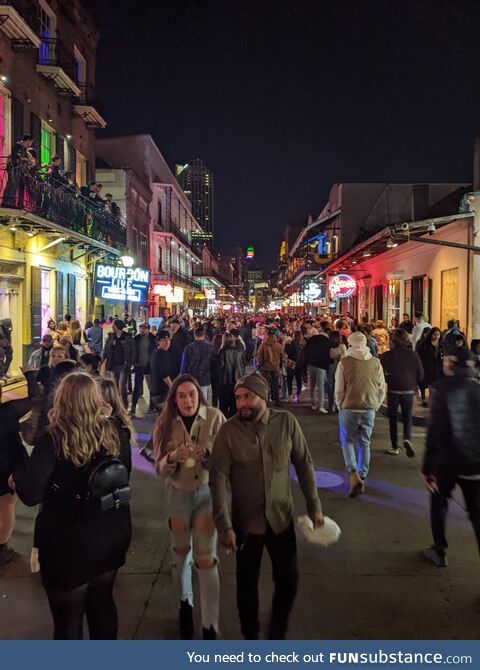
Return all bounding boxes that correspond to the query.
[179,600,194,640]
[349,470,364,498]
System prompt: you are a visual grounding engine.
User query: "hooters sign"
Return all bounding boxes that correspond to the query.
[328,274,357,299]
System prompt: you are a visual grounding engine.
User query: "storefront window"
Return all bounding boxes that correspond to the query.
[387,278,400,326]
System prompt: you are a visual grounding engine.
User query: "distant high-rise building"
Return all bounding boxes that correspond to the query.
[176,159,214,248]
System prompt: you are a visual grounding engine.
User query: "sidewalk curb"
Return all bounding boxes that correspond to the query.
[380,403,427,427]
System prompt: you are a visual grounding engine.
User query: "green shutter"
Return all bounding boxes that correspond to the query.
[31,267,42,344]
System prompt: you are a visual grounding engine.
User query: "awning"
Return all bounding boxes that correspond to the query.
[314,212,473,279]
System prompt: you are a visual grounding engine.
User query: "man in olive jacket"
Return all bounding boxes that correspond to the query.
[209,372,323,640]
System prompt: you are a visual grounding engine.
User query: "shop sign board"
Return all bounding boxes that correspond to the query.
[328,274,357,299]
[300,282,324,302]
[204,288,216,300]
[94,263,150,303]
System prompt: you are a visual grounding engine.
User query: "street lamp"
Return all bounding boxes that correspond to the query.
[120,255,135,317]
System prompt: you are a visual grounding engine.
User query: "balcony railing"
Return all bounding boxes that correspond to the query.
[75,82,96,106]
[0,0,40,47]
[0,164,127,250]
[155,217,202,257]
[37,37,77,81]
[285,253,329,284]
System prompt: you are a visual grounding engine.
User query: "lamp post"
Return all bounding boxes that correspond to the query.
[120,255,134,319]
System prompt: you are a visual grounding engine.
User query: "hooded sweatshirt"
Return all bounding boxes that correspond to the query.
[334,334,385,410]
[257,335,283,372]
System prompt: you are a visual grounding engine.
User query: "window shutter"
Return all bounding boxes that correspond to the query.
[69,145,76,175]
[31,267,42,344]
[30,113,41,156]
[68,274,76,316]
[12,98,24,143]
[56,271,64,324]
[55,133,64,163]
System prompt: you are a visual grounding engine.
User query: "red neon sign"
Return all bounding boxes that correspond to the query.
[328,274,357,299]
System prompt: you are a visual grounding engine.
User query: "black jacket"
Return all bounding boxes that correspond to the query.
[423,371,480,478]
[304,334,332,370]
[217,346,245,386]
[133,332,156,369]
[149,348,177,398]
[14,420,131,589]
[103,331,135,371]
[380,348,424,392]
[418,343,442,386]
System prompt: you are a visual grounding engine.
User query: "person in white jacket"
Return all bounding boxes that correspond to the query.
[335,331,385,497]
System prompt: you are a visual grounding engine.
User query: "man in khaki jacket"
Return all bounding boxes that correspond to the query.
[257,329,283,406]
[209,372,323,640]
[335,331,385,497]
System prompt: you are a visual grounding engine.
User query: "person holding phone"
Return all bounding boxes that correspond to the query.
[152,374,225,640]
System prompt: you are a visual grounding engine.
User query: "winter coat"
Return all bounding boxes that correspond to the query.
[303,334,331,370]
[217,345,245,386]
[380,347,424,392]
[423,371,480,477]
[257,335,283,372]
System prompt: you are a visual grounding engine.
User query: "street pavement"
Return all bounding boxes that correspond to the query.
[1,389,479,640]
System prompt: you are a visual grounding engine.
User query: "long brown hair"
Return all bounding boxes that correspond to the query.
[98,377,133,437]
[48,372,119,466]
[152,374,208,459]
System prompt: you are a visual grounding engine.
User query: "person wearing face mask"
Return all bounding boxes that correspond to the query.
[209,372,323,640]
[152,374,225,640]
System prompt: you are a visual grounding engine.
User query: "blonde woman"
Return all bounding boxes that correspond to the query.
[13,373,132,639]
[153,374,225,640]
[98,378,134,455]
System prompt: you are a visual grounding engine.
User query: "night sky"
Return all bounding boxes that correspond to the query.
[92,0,480,271]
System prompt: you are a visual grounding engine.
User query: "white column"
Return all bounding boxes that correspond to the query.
[467,194,480,340]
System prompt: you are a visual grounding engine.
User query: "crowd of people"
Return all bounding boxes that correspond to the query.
[2,133,122,226]
[0,305,479,640]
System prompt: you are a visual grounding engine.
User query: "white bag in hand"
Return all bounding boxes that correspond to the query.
[296,515,341,546]
[135,396,148,419]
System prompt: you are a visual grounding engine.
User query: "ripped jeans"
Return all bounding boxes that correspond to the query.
[165,481,219,632]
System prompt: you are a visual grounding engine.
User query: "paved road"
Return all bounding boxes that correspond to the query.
[1,393,478,640]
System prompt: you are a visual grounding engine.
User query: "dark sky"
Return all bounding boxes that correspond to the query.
[92,0,480,271]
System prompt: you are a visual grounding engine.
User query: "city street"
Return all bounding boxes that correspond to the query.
[1,391,478,640]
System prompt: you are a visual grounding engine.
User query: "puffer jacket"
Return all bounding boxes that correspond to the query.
[423,371,480,477]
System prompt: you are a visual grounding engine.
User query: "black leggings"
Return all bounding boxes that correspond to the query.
[45,570,118,640]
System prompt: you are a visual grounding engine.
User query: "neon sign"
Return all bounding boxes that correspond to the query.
[328,274,357,299]
[94,263,150,303]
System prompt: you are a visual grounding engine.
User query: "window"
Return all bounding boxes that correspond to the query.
[73,46,86,84]
[40,121,54,167]
[140,233,148,266]
[38,0,57,63]
[157,246,163,272]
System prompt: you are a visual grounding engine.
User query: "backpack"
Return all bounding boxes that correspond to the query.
[85,451,130,512]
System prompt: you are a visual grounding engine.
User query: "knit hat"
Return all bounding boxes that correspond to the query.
[113,319,125,330]
[348,331,367,348]
[234,372,269,402]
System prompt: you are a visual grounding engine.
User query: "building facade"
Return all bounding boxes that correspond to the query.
[176,159,214,249]
[96,135,205,318]
[0,0,122,382]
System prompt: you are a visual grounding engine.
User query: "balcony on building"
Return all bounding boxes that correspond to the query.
[192,263,224,289]
[0,163,126,255]
[153,268,201,292]
[36,37,81,96]
[0,0,41,49]
[73,82,107,129]
[284,252,330,288]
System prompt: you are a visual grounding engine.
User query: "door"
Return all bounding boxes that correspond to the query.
[374,285,383,320]
[412,276,424,318]
[31,267,42,344]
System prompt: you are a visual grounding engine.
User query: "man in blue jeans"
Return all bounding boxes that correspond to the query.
[304,322,332,413]
[335,331,385,497]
